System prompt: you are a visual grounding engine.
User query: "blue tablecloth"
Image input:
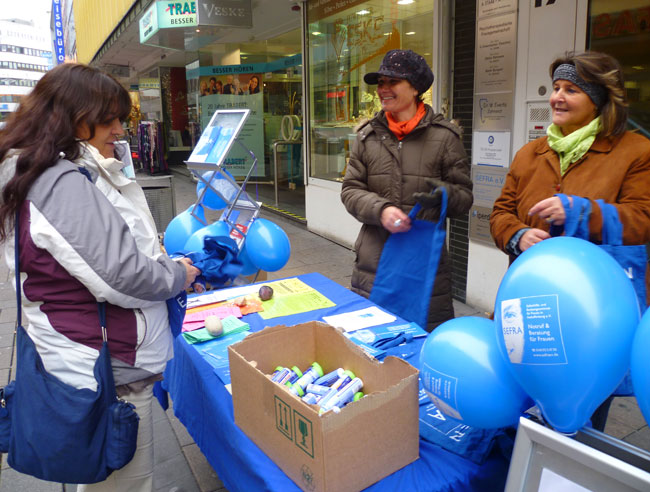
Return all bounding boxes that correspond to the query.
[163,272,509,491]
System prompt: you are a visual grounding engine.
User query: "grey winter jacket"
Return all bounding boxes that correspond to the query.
[341,105,473,330]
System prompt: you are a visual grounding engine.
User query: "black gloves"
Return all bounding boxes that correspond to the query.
[413,178,446,210]
[412,169,473,219]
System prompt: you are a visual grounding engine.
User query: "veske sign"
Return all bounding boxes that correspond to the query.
[197,0,252,28]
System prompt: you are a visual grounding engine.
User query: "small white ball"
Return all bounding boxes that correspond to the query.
[204,315,223,336]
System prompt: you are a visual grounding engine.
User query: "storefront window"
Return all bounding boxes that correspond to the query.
[588,0,650,137]
[194,29,304,217]
[306,0,434,182]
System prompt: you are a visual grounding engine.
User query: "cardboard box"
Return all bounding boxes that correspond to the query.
[228,321,419,492]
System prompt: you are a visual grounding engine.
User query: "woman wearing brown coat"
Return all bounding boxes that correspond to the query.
[341,50,473,331]
[490,50,650,431]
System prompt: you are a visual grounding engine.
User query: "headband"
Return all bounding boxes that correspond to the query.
[552,64,607,109]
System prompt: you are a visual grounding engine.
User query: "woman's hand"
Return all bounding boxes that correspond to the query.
[381,206,411,233]
[519,228,551,252]
[528,196,571,226]
[178,257,201,290]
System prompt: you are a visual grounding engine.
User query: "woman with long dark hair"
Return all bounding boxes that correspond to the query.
[0,63,199,490]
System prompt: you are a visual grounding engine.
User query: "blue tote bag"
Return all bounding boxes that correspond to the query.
[552,194,647,396]
[370,188,448,329]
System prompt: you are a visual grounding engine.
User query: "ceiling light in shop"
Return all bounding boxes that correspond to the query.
[312,31,321,35]
[405,31,415,35]
[357,9,370,15]
[397,0,415,4]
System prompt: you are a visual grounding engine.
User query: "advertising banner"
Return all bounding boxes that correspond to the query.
[200,93,264,178]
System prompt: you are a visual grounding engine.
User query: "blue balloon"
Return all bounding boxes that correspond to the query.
[237,243,259,276]
[632,307,650,426]
[183,220,232,253]
[494,237,639,434]
[244,218,291,272]
[196,170,237,210]
[163,205,206,255]
[419,316,531,429]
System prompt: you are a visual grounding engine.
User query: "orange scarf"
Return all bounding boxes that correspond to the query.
[386,102,426,140]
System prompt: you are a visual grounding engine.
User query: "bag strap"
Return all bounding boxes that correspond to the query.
[595,199,623,246]
[14,210,21,330]
[550,194,591,240]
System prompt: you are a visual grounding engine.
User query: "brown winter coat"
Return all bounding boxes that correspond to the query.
[490,131,650,301]
[341,106,473,330]
[491,131,650,250]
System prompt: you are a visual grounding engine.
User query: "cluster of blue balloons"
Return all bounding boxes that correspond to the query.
[420,237,646,434]
[163,206,291,273]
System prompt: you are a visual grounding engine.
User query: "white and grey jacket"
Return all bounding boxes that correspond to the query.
[1,148,186,390]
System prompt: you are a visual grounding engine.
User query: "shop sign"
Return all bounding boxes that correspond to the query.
[591,7,650,39]
[469,205,494,244]
[52,0,65,65]
[471,131,511,168]
[139,78,161,90]
[471,165,508,208]
[477,0,516,19]
[473,93,512,131]
[189,54,302,79]
[139,3,159,43]
[158,2,197,28]
[140,2,198,43]
[475,12,517,93]
[307,0,367,22]
[197,0,252,28]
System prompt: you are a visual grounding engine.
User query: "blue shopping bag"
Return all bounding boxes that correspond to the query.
[370,188,448,329]
[595,199,647,311]
[552,194,647,396]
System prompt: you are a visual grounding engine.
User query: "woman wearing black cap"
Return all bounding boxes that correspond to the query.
[341,49,474,331]
[490,50,650,430]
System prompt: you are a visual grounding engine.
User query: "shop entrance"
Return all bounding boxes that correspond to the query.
[192,28,305,221]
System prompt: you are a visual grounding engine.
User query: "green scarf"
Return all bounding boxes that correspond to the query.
[547,116,601,175]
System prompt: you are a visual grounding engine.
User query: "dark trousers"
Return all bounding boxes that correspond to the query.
[591,396,614,432]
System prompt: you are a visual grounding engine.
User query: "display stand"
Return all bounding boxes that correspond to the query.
[505,418,650,491]
[184,109,260,250]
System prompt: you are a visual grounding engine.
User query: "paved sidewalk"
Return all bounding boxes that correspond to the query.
[0,167,649,491]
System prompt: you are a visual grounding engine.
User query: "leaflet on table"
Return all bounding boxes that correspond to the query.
[182,306,243,332]
[194,330,250,385]
[186,283,262,309]
[182,316,249,343]
[257,278,336,319]
[322,306,396,332]
[347,322,428,343]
